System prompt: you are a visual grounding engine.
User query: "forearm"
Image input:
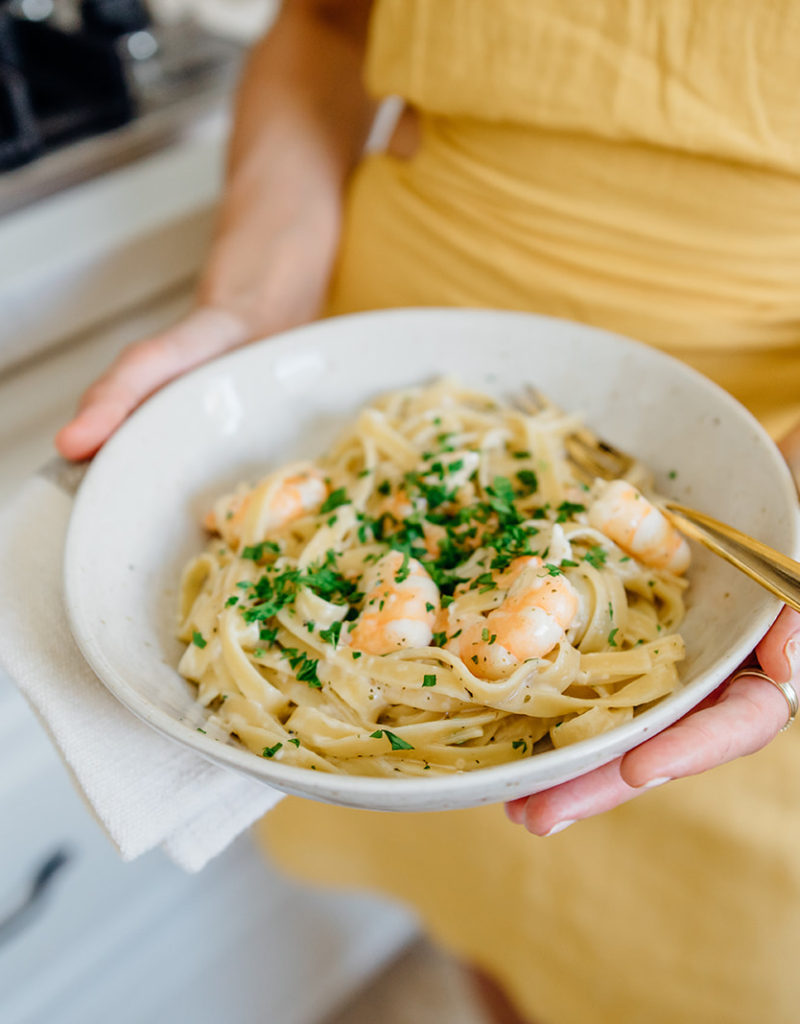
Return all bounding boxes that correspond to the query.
[227,1,376,197]
[199,0,375,320]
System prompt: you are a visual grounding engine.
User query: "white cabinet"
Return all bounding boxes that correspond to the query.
[0,669,415,1024]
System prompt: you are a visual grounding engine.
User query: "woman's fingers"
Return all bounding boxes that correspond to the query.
[55,308,249,460]
[755,605,800,680]
[507,607,800,835]
[505,756,639,835]
[618,669,791,787]
[507,676,786,836]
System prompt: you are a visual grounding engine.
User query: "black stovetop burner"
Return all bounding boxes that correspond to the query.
[0,0,242,195]
[0,0,154,170]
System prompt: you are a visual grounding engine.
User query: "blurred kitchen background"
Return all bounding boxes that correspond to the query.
[0,1,492,1021]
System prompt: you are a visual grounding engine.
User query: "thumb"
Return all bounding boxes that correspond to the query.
[55,307,249,461]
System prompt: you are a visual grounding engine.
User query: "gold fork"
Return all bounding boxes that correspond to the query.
[522,389,800,614]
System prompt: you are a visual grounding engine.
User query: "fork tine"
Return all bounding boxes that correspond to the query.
[565,434,635,481]
[517,385,549,415]
[514,388,638,482]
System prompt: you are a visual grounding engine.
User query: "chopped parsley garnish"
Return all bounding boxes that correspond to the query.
[197,727,207,734]
[422,674,437,687]
[242,540,280,561]
[259,626,278,646]
[512,739,527,753]
[192,631,207,649]
[431,630,447,647]
[320,488,350,514]
[486,476,520,523]
[319,620,343,646]
[608,627,619,647]
[515,469,538,495]
[288,737,301,747]
[261,742,283,758]
[584,545,608,568]
[352,651,362,659]
[394,551,411,583]
[280,648,322,688]
[471,571,496,592]
[253,647,265,657]
[544,563,563,576]
[370,729,415,751]
[512,450,531,459]
[668,470,678,479]
[425,602,435,613]
[555,500,586,523]
[406,470,453,508]
[377,480,392,496]
[225,595,239,607]
[241,555,359,624]
[481,627,490,642]
[560,559,579,568]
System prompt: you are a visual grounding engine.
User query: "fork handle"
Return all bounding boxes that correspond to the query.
[662,501,800,614]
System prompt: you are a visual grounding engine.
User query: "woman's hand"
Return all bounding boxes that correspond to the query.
[507,424,800,836]
[55,0,375,461]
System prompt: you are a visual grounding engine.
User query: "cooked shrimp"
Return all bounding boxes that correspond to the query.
[421,521,447,558]
[588,480,690,574]
[456,556,579,679]
[205,468,328,548]
[348,551,440,654]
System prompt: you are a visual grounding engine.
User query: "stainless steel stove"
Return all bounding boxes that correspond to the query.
[0,0,242,213]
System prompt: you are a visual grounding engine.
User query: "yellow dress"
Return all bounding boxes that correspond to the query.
[257,3,800,1021]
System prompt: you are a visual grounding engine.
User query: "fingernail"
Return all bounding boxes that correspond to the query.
[543,819,576,837]
[641,776,670,789]
[781,637,800,682]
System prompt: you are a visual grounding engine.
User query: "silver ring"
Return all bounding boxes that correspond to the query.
[729,667,799,732]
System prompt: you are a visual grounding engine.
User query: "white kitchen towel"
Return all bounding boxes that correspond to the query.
[0,474,283,872]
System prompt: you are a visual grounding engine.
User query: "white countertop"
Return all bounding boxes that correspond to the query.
[0,276,415,1024]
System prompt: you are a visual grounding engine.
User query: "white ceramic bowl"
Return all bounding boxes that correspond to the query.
[65,309,800,811]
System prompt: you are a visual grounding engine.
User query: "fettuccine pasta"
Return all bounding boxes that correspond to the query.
[177,380,689,776]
